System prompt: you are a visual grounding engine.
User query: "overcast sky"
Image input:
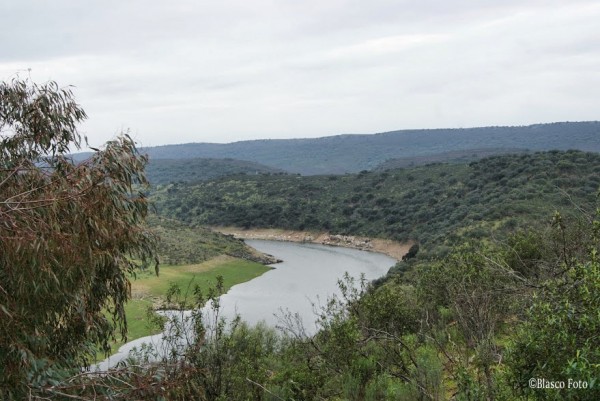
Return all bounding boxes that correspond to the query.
[1,0,599,147]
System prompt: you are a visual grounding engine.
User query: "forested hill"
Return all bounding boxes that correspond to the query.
[139,121,600,175]
[146,157,286,185]
[152,150,600,248]
[374,147,527,170]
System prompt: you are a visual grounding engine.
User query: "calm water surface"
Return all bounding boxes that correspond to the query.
[95,240,395,370]
[221,240,396,332]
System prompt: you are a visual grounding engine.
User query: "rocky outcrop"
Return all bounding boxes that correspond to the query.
[319,234,373,250]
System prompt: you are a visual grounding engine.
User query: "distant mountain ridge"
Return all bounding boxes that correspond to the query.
[76,121,600,175]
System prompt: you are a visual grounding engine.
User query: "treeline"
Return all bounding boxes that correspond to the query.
[146,157,286,185]
[152,150,600,250]
[374,147,527,170]
[133,121,600,175]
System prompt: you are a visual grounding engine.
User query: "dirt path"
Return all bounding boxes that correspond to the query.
[213,227,412,261]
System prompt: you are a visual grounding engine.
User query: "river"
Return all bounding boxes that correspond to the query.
[94,240,396,370]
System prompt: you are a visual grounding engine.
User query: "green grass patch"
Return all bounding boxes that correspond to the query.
[130,255,270,299]
[128,256,270,335]
[97,256,270,360]
[123,299,156,342]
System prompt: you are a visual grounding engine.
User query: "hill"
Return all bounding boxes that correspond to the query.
[139,121,600,175]
[146,215,278,265]
[146,157,286,185]
[374,147,528,170]
[152,150,600,248]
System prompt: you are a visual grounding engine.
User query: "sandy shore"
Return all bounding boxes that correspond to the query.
[213,227,412,261]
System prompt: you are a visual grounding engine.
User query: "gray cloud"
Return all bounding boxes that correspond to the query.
[1,0,599,147]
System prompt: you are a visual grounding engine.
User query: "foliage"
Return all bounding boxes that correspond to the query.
[416,243,521,400]
[0,79,157,398]
[16,211,600,399]
[121,277,284,401]
[140,148,600,400]
[146,157,286,186]
[152,150,600,248]
[504,211,600,400]
[375,147,528,170]
[402,243,420,261]
[3,78,600,400]
[148,215,277,265]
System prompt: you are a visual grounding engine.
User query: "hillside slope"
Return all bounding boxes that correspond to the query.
[146,157,285,185]
[152,150,600,248]
[141,121,600,175]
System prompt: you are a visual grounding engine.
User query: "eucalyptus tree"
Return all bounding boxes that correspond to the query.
[0,79,157,397]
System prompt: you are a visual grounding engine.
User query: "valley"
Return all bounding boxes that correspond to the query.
[4,4,600,395]
[151,150,600,250]
[6,94,600,398]
[132,147,600,398]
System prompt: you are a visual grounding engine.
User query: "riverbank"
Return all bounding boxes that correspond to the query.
[213,227,412,261]
[96,240,398,369]
[98,256,271,358]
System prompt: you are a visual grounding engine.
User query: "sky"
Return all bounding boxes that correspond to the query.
[1,0,599,148]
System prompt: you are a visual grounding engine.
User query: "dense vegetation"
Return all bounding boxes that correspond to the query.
[0,79,277,399]
[152,150,600,248]
[87,121,600,175]
[0,79,158,398]
[374,147,527,170]
[146,157,286,185]
[3,79,598,399]
[74,212,600,400]
[143,148,600,399]
[149,215,278,265]
[142,149,600,399]
[77,121,600,175]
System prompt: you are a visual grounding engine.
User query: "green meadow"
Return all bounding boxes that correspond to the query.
[103,256,271,356]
